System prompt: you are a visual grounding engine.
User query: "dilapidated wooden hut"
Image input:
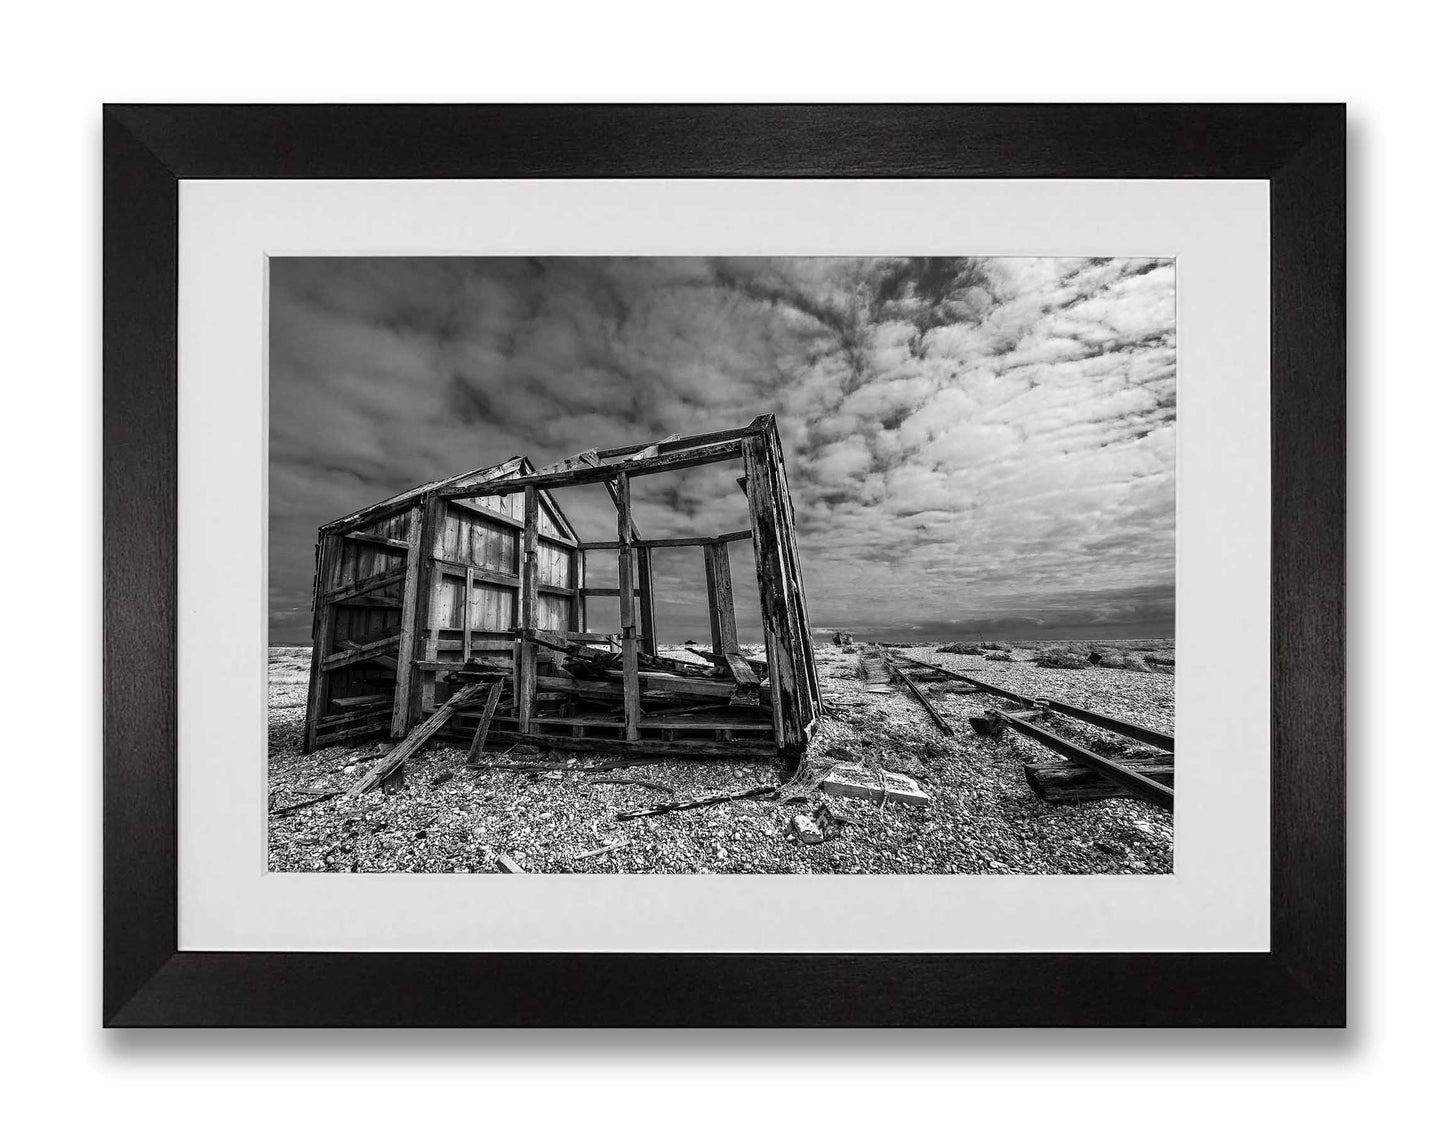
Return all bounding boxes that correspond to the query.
[304,414,820,768]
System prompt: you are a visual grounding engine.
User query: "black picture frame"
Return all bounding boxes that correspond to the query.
[103,104,1344,1027]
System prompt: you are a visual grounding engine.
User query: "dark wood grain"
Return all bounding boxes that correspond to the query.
[102,103,1345,1027]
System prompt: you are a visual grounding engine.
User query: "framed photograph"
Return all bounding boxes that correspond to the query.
[104,104,1343,1026]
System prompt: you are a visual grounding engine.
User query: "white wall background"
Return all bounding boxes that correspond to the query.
[0,3,1429,1124]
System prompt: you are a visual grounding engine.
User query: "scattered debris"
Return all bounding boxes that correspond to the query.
[819,764,931,808]
[587,775,675,793]
[574,841,624,861]
[429,770,455,787]
[269,790,341,817]
[615,784,777,822]
[495,852,525,873]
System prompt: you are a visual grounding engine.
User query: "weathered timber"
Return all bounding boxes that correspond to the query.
[320,456,526,535]
[465,679,505,764]
[342,530,410,552]
[595,422,764,460]
[322,632,402,671]
[321,568,406,606]
[704,540,739,654]
[518,486,540,734]
[345,680,490,797]
[1024,756,1175,803]
[466,730,777,758]
[615,472,642,741]
[304,532,341,752]
[388,503,425,736]
[332,693,392,708]
[438,439,746,498]
[574,529,754,551]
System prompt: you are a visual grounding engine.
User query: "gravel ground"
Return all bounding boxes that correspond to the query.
[267,641,1174,875]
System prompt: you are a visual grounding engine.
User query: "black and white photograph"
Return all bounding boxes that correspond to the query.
[267,254,1178,875]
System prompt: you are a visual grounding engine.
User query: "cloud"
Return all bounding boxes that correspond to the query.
[270,256,1174,644]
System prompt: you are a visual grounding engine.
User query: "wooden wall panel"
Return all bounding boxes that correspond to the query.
[538,592,571,632]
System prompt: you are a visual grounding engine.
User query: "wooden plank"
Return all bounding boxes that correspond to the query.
[594,422,763,460]
[616,472,641,741]
[575,529,753,551]
[441,500,577,549]
[322,566,405,605]
[463,729,776,758]
[321,456,526,536]
[389,503,425,738]
[637,546,658,658]
[704,541,739,654]
[409,493,446,726]
[321,632,401,671]
[723,652,760,688]
[742,436,794,748]
[304,533,340,753]
[465,680,505,764]
[342,530,410,552]
[517,486,539,734]
[462,566,474,663]
[571,543,586,634]
[344,680,490,797]
[330,693,392,709]
[438,439,746,498]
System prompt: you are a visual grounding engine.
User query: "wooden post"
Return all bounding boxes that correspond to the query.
[616,472,641,741]
[389,503,425,738]
[518,485,539,734]
[637,546,658,656]
[571,549,587,635]
[462,565,474,663]
[303,532,341,753]
[408,494,445,725]
[742,435,798,749]
[703,539,738,654]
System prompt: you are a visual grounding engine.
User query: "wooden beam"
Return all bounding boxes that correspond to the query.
[637,546,658,658]
[342,530,409,552]
[593,422,764,460]
[322,567,405,605]
[389,503,424,738]
[703,540,739,654]
[304,534,341,753]
[465,680,505,764]
[462,566,474,663]
[437,439,745,498]
[320,457,526,536]
[461,729,776,758]
[321,631,402,671]
[616,472,641,740]
[575,529,754,551]
[344,681,490,796]
[407,494,445,729]
[517,486,540,734]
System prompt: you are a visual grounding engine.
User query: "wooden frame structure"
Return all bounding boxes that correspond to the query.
[302,414,821,761]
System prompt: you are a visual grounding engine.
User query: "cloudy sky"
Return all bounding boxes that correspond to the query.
[269,256,1175,645]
